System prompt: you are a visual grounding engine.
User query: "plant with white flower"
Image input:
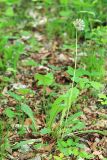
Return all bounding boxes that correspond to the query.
[63,19,85,137]
[73,19,85,31]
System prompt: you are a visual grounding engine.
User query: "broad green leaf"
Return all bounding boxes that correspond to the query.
[5,7,14,17]
[21,104,36,130]
[7,68,17,74]
[4,108,15,118]
[59,10,71,17]
[66,87,79,107]
[101,100,107,105]
[68,111,83,120]
[67,67,90,77]
[40,128,51,135]
[1,76,11,82]
[67,139,73,146]
[98,93,106,99]
[71,122,85,131]
[80,151,93,159]
[13,139,36,149]
[60,0,69,4]
[64,112,83,126]
[72,148,79,156]
[76,143,84,148]
[8,91,23,101]
[22,59,38,67]
[34,143,46,149]
[90,81,103,90]
[60,141,68,148]
[34,73,54,86]
[48,95,66,128]
[17,88,34,95]
[67,66,74,76]
[60,87,80,128]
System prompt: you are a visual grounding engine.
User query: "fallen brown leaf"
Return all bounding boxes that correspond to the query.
[40,142,54,152]
[24,118,32,126]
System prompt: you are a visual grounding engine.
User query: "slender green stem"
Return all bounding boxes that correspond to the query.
[61,30,78,138]
[72,30,78,88]
[43,86,47,114]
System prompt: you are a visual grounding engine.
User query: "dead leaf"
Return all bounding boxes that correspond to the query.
[93,150,102,155]
[58,54,67,62]
[24,118,32,126]
[46,87,52,94]
[40,142,54,152]
[0,108,3,115]
[13,152,19,157]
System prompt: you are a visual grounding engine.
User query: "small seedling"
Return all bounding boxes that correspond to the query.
[7,91,37,130]
[34,72,54,113]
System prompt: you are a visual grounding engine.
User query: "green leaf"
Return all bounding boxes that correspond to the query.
[79,10,95,16]
[67,67,90,78]
[7,68,17,74]
[4,108,15,118]
[64,112,83,126]
[13,139,36,149]
[0,60,3,68]
[34,73,54,86]
[34,143,44,149]
[71,122,85,131]
[48,95,65,128]
[66,87,80,107]
[67,139,73,146]
[5,7,14,17]
[8,91,23,101]
[40,128,51,135]
[77,129,107,136]
[79,151,93,159]
[72,148,79,156]
[17,88,34,95]
[101,100,107,105]
[60,0,69,4]
[22,59,38,67]
[21,104,36,130]
[69,111,83,120]
[67,66,74,76]
[90,81,103,90]
[78,77,90,89]
[98,93,106,99]
[76,143,84,148]
[59,10,71,17]
[60,141,68,147]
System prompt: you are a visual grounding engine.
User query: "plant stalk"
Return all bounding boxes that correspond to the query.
[61,30,78,138]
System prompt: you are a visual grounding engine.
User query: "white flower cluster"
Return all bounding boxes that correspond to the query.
[12,83,27,90]
[73,19,85,31]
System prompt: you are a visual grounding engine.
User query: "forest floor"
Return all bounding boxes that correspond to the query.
[0,11,107,160]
